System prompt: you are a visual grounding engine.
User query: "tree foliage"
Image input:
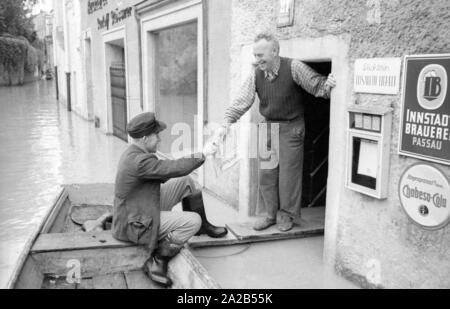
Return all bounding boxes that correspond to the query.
[0,0,37,41]
[0,0,43,85]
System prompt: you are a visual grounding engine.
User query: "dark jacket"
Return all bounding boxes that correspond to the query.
[112,144,205,253]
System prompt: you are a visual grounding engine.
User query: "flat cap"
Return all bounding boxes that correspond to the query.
[126,112,167,139]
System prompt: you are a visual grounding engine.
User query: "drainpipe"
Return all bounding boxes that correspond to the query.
[134,9,144,111]
[66,72,71,112]
[55,65,59,100]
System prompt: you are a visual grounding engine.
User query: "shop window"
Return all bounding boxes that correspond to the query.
[154,22,198,155]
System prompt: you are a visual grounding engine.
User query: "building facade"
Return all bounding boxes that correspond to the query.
[53,0,450,288]
[32,10,54,73]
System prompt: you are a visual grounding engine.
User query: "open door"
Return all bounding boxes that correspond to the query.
[302,62,332,209]
[110,62,128,142]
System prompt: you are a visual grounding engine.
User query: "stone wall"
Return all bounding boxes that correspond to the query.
[229,0,450,288]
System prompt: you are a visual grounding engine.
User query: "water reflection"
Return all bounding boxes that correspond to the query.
[0,81,127,287]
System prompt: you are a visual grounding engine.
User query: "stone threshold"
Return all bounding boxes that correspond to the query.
[188,207,325,248]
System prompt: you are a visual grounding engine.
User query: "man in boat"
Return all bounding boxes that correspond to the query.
[113,112,227,287]
[213,32,336,232]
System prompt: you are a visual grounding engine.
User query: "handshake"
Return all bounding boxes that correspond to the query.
[202,124,229,157]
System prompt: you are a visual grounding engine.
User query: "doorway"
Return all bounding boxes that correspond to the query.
[301,62,332,209]
[104,38,127,142]
[110,61,127,142]
[252,61,332,215]
[227,60,333,241]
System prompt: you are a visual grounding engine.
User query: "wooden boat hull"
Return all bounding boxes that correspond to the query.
[10,184,220,289]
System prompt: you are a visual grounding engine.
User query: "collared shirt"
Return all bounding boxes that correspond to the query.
[264,56,281,81]
[224,56,330,124]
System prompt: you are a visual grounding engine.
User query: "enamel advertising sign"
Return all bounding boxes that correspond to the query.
[399,54,450,165]
[399,164,450,230]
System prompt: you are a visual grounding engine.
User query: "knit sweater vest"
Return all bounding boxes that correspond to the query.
[255,57,305,121]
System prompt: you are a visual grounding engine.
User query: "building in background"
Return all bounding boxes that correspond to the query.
[52,0,450,288]
[0,1,54,86]
[32,10,54,74]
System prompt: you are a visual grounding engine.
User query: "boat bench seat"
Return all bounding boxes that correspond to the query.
[28,231,220,289]
[31,231,134,253]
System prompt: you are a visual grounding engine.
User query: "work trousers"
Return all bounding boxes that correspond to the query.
[258,118,305,220]
[158,176,202,243]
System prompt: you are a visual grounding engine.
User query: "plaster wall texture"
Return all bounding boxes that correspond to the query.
[228,0,450,288]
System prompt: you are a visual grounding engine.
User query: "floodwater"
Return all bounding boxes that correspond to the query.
[193,237,359,289]
[0,81,128,288]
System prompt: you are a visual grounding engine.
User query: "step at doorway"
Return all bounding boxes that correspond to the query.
[226,207,325,242]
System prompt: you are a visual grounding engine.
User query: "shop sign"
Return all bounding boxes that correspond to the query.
[88,0,108,15]
[97,6,133,31]
[399,54,450,165]
[354,58,401,94]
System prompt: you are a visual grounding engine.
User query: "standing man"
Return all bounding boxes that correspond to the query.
[216,32,336,232]
[112,112,227,287]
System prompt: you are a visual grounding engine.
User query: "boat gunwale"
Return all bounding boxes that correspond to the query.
[7,186,67,289]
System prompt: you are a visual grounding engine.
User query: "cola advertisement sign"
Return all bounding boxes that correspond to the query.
[398,164,450,230]
[399,54,450,165]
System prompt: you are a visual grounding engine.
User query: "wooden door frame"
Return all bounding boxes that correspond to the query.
[102,26,130,141]
[110,64,128,142]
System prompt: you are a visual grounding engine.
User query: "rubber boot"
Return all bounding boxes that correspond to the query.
[182,191,228,238]
[145,255,171,287]
[144,235,183,287]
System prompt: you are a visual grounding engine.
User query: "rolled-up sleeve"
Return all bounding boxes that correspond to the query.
[224,72,257,124]
[135,153,205,180]
[291,59,330,99]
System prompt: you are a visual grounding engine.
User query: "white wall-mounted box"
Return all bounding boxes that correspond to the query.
[346,105,393,199]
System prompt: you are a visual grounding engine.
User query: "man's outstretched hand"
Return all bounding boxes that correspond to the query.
[202,123,232,157]
[203,141,219,157]
[214,123,230,144]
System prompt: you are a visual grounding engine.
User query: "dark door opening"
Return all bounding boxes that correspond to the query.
[302,61,332,209]
[110,61,128,142]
